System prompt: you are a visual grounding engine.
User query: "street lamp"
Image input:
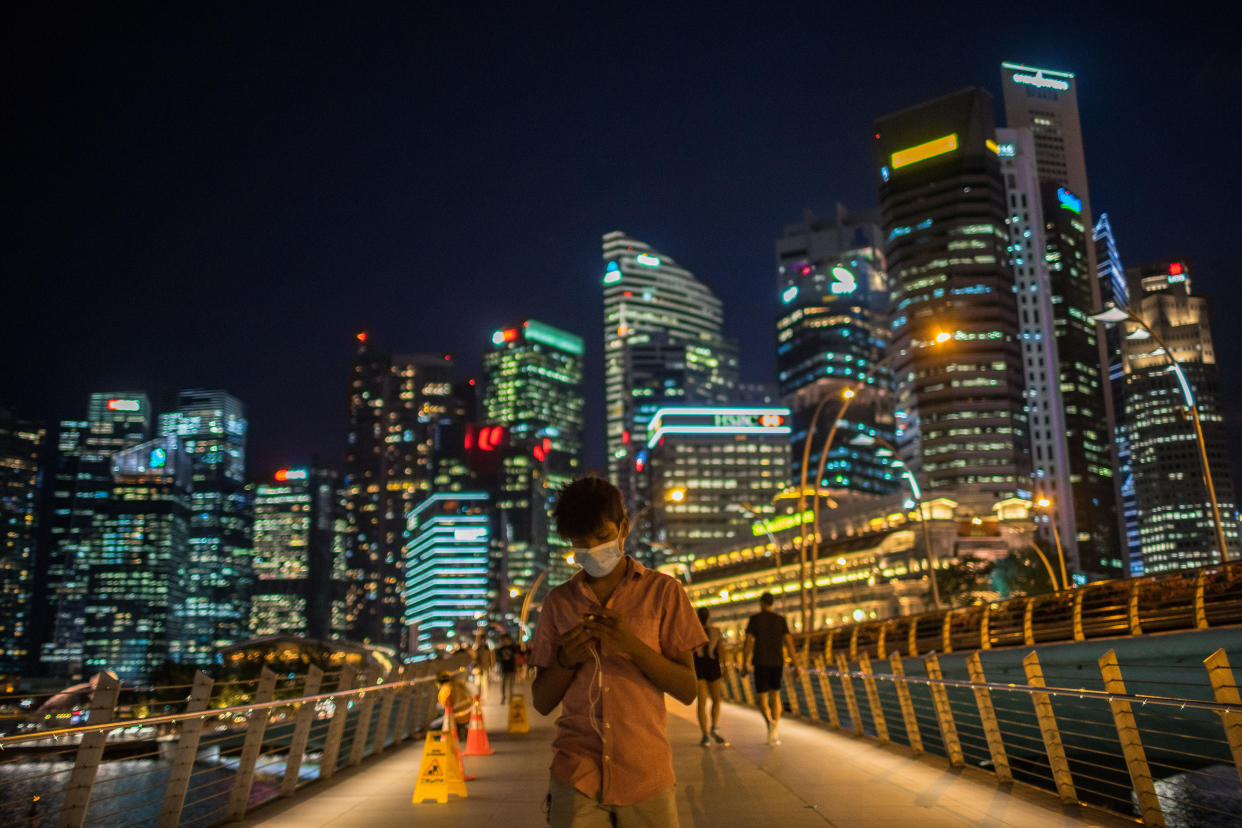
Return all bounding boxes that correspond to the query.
[1090,304,1230,563]
[732,501,785,614]
[1035,496,1069,590]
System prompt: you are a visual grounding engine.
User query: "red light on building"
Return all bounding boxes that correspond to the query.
[635,458,645,472]
[356,331,367,342]
[502,329,518,342]
[621,430,630,444]
[475,426,505,452]
[275,469,289,481]
[443,353,452,361]
[760,414,784,427]
[1169,262,1184,275]
[801,265,812,275]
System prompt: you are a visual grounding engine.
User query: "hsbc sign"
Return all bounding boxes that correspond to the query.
[647,407,792,447]
[713,413,785,428]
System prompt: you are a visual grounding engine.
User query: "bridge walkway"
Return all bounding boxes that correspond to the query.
[233,681,1132,827]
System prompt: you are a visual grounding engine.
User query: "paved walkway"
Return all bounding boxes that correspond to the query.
[235,680,1133,827]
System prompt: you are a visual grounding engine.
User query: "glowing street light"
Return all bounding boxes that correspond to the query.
[1035,496,1069,589]
[667,488,686,503]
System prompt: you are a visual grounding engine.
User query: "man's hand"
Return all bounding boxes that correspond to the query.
[581,608,639,656]
[557,623,597,669]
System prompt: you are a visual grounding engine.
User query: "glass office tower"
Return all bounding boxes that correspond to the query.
[0,407,45,676]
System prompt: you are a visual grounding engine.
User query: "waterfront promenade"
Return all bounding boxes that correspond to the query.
[233,682,1134,828]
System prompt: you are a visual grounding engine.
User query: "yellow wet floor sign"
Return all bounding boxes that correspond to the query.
[412,731,467,804]
[508,693,530,733]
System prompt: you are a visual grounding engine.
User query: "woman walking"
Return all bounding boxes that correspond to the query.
[694,607,729,746]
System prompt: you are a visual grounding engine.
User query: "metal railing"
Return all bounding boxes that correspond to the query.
[800,561,1242,661]
[720,645,1242,827]
[0,655,468,827]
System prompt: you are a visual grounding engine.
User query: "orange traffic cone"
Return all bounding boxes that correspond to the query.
[463,696,494,756]
[442,712,476,780]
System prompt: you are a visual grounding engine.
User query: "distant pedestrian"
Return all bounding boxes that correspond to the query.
[742,592,799,745]
[497,632,519,703]
[694,606,729,747]
[475,637,495,703]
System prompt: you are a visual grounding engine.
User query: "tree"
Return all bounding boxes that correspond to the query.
[938,553,995,607]
[990,545,1056,599]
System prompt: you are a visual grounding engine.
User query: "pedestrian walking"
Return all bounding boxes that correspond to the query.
[497,632,519,703]
[742,592,799,745]
[436,670,474,742]
[531,477,706,827]
[694,606,729,747]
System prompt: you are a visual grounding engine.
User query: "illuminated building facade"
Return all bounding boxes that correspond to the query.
[1122,261,1240,571]
[482,319,584,596]
[43,392,151,678]
[645,407,791,563]
[403,492,491,659]
[999,130,1119,579]
[159,389,252,664]
[343,334,470,650]
[79,437,192,683]
[875,88,1029,511]
[0,407,45,675]
[775,206,896,495]
[1095,214,1142,574]
[250,466,346,639]
[602,232,738,499]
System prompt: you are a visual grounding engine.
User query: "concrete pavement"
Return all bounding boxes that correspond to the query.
[234,679,1134,827]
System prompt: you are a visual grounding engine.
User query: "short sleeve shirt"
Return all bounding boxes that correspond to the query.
[531,556,706,806]
[745,610,789,667]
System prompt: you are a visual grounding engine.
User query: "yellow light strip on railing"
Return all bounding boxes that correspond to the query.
[891,133,959,170]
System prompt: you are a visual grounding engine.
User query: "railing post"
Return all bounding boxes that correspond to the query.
[889,652,921,754]
[1072,589,1085,641]
[392,674,414,744]
[941,610,953,654]
[320,664,357,781]
[848,627,859,661]
[407,675,429,737]
[158,670,213,828]
[858,653,889,743]
[835,653,863,736]
[813,656,840,729]
[823,629,836,662]
[227,667,277,822]
[372,667,400,755]
[1099,650,1165,827]
[280,665,323,797]
[349,670,379,765]
[922,653,963,767]
[907,617,918,659]
[1023,598,1036,646]
[876,623,887,659]
[785,665,803,717]
[61,671,121,828]
[965,653,1010,782]
[1129,581,1143,635]
[799,665,818,722]
[980,604,992,650]
[740,663,755,707]
[1194,569,1208,629]
[1023,651,1077,804]
[1203,648,1242,789]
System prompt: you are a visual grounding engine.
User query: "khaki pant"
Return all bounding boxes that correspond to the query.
[548,774,678,828]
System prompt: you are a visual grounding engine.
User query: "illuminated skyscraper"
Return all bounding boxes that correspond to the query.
[250,466,345,639]
[875,88,1029,511]
[0,407,45,675]
[159,389,251,663]
[343,334,470,650]
[999,130,1119,580]
[43,392,151,678]
[601,232,738,497]
[403,492,491,659]
[482,319,584,594]
[775,206,895,495]
[1122,261,1240,571]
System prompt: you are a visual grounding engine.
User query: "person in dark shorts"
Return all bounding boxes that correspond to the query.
[497,633,518,703]
[694,606,729,747]
[742,592,799,745]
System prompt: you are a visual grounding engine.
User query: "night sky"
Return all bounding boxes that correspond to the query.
[8,3,1242,477]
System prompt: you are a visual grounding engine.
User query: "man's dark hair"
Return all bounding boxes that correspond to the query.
[759,592,775,608]
[553,477,626,539]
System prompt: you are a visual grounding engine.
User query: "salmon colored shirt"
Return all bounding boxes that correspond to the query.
[531,556,706,805]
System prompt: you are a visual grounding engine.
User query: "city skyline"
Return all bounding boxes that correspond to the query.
[7,5,1242,479]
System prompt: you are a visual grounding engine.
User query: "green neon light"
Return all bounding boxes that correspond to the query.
[524,319,584,355]
[752,509,814,536]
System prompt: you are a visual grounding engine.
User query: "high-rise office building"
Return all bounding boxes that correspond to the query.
[1095,214,1142,574]
[601,232,738,498]
[875,88,1029,512]
[645,406,791,562]
[775,206,896,496]
[483,319,584,595]
[998,130,1118,579]
[80,436,191,683]
[44,392,151,679]
[159,389,251,663]
[403,492,491,659]
[250,466,345,639]
[343,334,469,650]
[0,407,45,675]
[1122,261,1240,571]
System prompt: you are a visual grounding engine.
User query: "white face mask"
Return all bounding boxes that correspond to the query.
[573,538,624,577]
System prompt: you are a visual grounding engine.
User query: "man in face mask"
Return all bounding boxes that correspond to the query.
[531,477,706,827]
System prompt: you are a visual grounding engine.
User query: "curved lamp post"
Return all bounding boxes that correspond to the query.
[1091,304,1230,562]
[1034,495,1070,589]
